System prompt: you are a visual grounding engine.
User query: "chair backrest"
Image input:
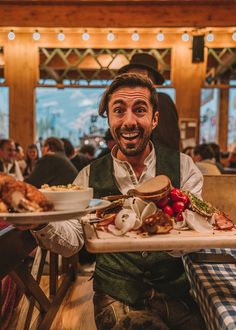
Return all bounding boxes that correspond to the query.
[202,175,236,222]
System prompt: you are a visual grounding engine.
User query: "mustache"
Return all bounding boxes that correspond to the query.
[118,126,141,134]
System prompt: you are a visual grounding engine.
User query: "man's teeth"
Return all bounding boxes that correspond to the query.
[121,132,139,139]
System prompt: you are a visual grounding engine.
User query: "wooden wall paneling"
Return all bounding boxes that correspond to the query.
[5,34,38,149]
[218,88,229,151]
[172,42,206,143]
[0,3,236,28]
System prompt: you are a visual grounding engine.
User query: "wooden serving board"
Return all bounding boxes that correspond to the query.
[82,221,236,253]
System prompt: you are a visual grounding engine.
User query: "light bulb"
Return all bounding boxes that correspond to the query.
[33,30,40,41]
[57,31,65,41]
[8,30,15,41]
[156,31,164,42]
[132,31,139,42]
[181,31,190,42]
[206,32,214,42]
[82,31,90,41]
[107,31,115,42]
[232,32,236,41]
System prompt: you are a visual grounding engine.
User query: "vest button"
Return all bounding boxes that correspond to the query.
[141,251,148,258]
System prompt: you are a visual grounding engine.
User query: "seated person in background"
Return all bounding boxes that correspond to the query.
[30,74,204,329]
[118,52,180,151]
[25,137,78,188]
[79,144,95,162]
[23,144,40,178]
[96,128,116,158]
[227,151,236,168]
[61,138,89,172]
[208,142,225,173]
[182,145,194,158]
[0,139,23,181]
[193,143,221,175]
[15,142,26,174]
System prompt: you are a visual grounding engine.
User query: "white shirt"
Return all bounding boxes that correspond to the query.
[33,144,203,257]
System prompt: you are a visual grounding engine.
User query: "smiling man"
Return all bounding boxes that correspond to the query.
[32,74,205,329]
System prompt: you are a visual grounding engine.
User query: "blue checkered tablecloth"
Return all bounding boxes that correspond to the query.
[183,249,236,330]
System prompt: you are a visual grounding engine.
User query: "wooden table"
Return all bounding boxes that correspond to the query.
[0,226,77,329]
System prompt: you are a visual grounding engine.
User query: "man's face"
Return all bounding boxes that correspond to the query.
[0,141,16,163]
[107,86,158,157]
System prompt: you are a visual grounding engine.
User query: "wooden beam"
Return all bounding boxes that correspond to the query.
[218,88,229,151]
[5,34,38,149]
[0,3,235,28]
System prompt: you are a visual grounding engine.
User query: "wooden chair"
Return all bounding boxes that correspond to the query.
[0,226,77,330]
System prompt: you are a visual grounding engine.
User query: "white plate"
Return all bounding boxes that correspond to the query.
[0,199,110,225]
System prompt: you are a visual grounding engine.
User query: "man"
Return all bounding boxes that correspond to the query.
[0,139,23,180]
[193,143,221,175]
[118,52,180,151]
[31,74,204,329]
[25,137,78,188]
[96,128,116,158]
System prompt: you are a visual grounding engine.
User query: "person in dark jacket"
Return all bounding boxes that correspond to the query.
[118,52,180,151]
[25,137,78,188]
[61,138,89,172]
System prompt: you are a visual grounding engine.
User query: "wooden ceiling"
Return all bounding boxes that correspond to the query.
[0,0,236,28]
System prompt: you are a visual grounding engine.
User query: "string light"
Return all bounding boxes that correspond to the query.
[156,31,164,42]
[107,31,115,42]
[131,31,139,42]
[206,31,214,42]
[82,30,90,41]
[181,31,190,42]
[232,31,236,41]
[57,30,65,41]
[33,30,40,41]
[8,30,15,41]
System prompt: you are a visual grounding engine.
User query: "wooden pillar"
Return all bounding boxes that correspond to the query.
[218,88,229,151]
[5,34,38,150]
[172,42,206,143]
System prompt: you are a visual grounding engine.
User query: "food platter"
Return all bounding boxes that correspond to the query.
[0,199,110,225]
[82,220,236,253]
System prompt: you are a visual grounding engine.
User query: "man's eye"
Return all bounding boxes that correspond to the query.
[113,108,124,114]
[135,108,146,113]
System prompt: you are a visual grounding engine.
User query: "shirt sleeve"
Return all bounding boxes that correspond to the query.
[32,220,84,258]
[31,166,91,257]
[180,153,203,197]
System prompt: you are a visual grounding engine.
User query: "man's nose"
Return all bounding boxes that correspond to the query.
[123,110,137,126]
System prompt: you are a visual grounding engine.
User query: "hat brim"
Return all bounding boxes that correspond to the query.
[117,63,165,85]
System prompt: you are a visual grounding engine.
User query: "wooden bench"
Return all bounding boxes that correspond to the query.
[202,175,236,221]
[0,226,77,329]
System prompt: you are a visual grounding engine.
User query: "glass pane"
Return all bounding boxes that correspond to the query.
[36,87,108,147]
[200,88,219,143]
[0,87,9,138]
[228,80,236,148]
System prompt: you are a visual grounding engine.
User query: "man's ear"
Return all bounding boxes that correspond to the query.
[152,111,159,130]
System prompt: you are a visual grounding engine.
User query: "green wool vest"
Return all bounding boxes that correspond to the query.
[89,143,189,305]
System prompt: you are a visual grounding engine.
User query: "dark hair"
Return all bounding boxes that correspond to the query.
[98,73,158,118]
[61,138,74,158]
[194,143,214,160]
[0,139,13,149]
[44,137,64,153]
[24,144,39,176]
[208,142,221,162]
[80,144,95,157]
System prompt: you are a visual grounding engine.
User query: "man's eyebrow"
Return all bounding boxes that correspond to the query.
[110,99,126,106]
[133,100,148,106]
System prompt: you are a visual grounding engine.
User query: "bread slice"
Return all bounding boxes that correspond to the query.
[128,175,171,201]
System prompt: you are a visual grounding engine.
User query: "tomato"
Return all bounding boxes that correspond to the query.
[163,205,174,217]
[172,201,186,214]
[176,212,183,222]
[157,196,169,208]
[170,189,189,206]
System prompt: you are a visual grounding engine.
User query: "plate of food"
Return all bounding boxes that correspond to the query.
[0,173,110,224]
[82,175,236,252]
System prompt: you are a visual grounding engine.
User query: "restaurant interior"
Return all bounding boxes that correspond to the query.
[1,1,236,329]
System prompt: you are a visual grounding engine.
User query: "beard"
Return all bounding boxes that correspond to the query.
[112,126,151,157]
